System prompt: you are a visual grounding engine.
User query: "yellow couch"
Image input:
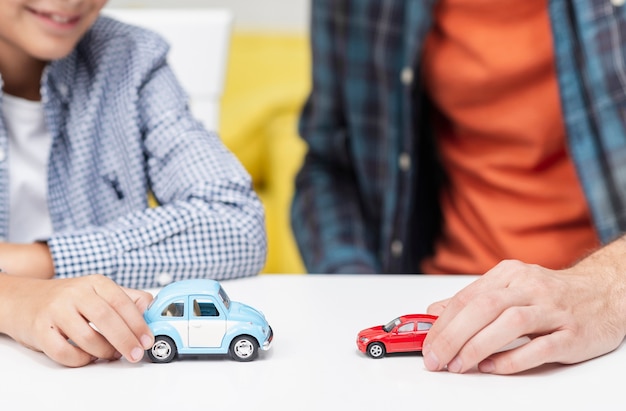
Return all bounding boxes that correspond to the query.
[219,32,310,274]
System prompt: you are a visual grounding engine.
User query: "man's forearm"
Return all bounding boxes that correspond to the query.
[568,234,626,334]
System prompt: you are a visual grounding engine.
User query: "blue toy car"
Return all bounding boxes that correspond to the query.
[144,279,273,362]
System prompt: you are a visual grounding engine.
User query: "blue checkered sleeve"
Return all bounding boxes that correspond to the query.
[33,17,267,288]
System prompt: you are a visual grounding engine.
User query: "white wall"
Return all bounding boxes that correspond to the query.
[106,0,310,32]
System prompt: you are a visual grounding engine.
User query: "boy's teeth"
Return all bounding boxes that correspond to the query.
[50,14,71,23]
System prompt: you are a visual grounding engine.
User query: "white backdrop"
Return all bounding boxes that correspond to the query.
[106,0,310,32]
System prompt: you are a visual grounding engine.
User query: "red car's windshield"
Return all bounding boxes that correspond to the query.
[383,317,401,332]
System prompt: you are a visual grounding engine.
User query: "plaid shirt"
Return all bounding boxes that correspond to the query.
[292,0,626,274]
[0,17,267,288]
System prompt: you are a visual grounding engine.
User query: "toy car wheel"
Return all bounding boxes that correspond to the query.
[367,342,386,359]
[229,335,258,362]
[147,336,177,363]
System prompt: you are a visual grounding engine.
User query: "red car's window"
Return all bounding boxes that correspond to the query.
[417,322,433,331]
[397,323,415,333]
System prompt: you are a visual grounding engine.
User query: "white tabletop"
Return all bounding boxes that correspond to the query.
[2,274,625,410]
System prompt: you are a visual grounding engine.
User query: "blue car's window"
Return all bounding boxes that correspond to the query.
[193,300,220,317]
[162,301,184,317]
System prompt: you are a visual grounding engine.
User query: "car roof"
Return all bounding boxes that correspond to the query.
[156,279,222,299]
[399,314,438,322]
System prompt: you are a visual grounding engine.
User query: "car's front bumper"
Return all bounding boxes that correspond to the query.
[356,339,367,353]
[261,326,274,351]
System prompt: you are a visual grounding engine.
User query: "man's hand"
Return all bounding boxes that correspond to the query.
[0,274,154,367]
[422,248,626,374]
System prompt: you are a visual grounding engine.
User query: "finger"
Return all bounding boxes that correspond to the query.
[122,287,154,313]
[83,281,153,362]
[425,266,513,339]
[423,286,529,371]
[55,310,120,361]
[81,297,147,363]
[478,330,572,374]
[40,325,98,368]
[101,286,154,349]
[426,298,450,316]
[423,262,526,354]
[445,305,552,373]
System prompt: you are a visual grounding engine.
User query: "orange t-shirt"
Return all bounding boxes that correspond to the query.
[420,0,599,274]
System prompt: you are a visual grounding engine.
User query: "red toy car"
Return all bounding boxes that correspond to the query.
[356,314,438,359]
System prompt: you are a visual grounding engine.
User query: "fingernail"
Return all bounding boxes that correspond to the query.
[130,347,144,362]
[447,356,463,373]
[140,334,153,349]
[423,345,440,371]
[479,359,495,373]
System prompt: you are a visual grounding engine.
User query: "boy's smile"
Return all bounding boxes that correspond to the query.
[0,0,108,99]
[27,5,84,31]
[0,0,108,63]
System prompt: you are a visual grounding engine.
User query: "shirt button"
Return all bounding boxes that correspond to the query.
[400,67,414,86]
[612,0,625,6]
[157,273,173,286]
[398,152,411,171]
[58,84,69,98]
[391,240,403,257]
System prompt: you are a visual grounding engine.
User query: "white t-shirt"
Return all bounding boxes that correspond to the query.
[3,93,53,243]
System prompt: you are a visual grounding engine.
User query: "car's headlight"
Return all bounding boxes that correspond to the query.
[359,337,369,343]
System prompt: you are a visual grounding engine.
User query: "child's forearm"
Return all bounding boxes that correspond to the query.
[0,274,31,340]
[0,242,54,279]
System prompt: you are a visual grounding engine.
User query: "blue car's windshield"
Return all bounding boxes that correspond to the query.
[218,286,231,310]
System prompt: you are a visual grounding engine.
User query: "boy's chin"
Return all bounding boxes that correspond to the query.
[30,43,78,62]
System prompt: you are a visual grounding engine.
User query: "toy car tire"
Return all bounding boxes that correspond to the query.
[229,335,258,362]
[147,336,178,363]
[367,342,386,359]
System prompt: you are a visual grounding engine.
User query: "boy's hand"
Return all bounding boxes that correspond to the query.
[1,274,154,367]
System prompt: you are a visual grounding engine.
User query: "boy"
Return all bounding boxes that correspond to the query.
[0,1,266,367]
